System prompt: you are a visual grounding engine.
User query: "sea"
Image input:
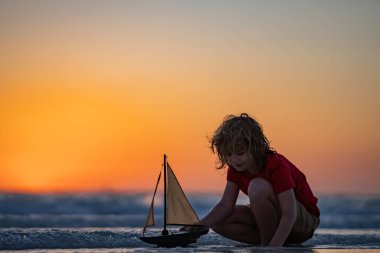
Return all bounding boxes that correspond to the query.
[0,192,379,253]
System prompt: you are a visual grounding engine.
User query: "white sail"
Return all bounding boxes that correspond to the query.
[143,171,161,233]
[166,163,200,226]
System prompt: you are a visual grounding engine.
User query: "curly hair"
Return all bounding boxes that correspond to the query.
[210,113,274,172]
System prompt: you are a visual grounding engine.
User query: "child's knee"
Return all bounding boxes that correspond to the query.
[248,178,275,202]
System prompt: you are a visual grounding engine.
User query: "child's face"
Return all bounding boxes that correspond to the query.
[225,150,254,172]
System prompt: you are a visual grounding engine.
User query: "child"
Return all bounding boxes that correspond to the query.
[200,113,320,246]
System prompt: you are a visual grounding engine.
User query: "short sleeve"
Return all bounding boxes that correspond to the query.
[270,159,296,194]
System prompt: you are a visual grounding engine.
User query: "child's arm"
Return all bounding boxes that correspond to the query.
[269,189,297,246]
[200,181,239,227]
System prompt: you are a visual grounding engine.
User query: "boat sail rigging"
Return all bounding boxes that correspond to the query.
[140,154,208,247]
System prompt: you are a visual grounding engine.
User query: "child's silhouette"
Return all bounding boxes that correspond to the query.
[200,113,319,246]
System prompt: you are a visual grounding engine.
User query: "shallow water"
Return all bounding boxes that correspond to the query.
[0,227,379,251]
[2,248,380,253]
[0,194,379,252]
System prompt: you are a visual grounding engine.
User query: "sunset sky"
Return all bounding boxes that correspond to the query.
[1,1,379,194]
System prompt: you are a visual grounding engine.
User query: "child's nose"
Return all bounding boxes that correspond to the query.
[231,155,239,164]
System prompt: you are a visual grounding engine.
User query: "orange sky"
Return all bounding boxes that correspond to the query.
[1,1,379,194]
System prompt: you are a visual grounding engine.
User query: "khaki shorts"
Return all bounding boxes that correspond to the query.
[243,201,319,244]
[286,201,320,244]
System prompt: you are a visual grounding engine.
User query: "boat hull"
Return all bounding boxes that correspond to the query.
[140,227,209,247]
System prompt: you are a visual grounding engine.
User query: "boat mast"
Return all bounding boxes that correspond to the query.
[162,154,169,235]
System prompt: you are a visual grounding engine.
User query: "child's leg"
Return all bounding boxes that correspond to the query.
[211,205,260,244]
[248,178,280,246]
[286,201,320,244]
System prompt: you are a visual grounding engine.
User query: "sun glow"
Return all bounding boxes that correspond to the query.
[1,1,379,194]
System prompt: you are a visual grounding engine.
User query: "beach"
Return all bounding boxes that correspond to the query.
[0,193,379,252]
[0,227,379,252]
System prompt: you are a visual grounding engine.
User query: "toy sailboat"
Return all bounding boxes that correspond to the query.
[140,154,209,247]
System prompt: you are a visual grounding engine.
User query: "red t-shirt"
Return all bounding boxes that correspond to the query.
[227,152,320,217]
